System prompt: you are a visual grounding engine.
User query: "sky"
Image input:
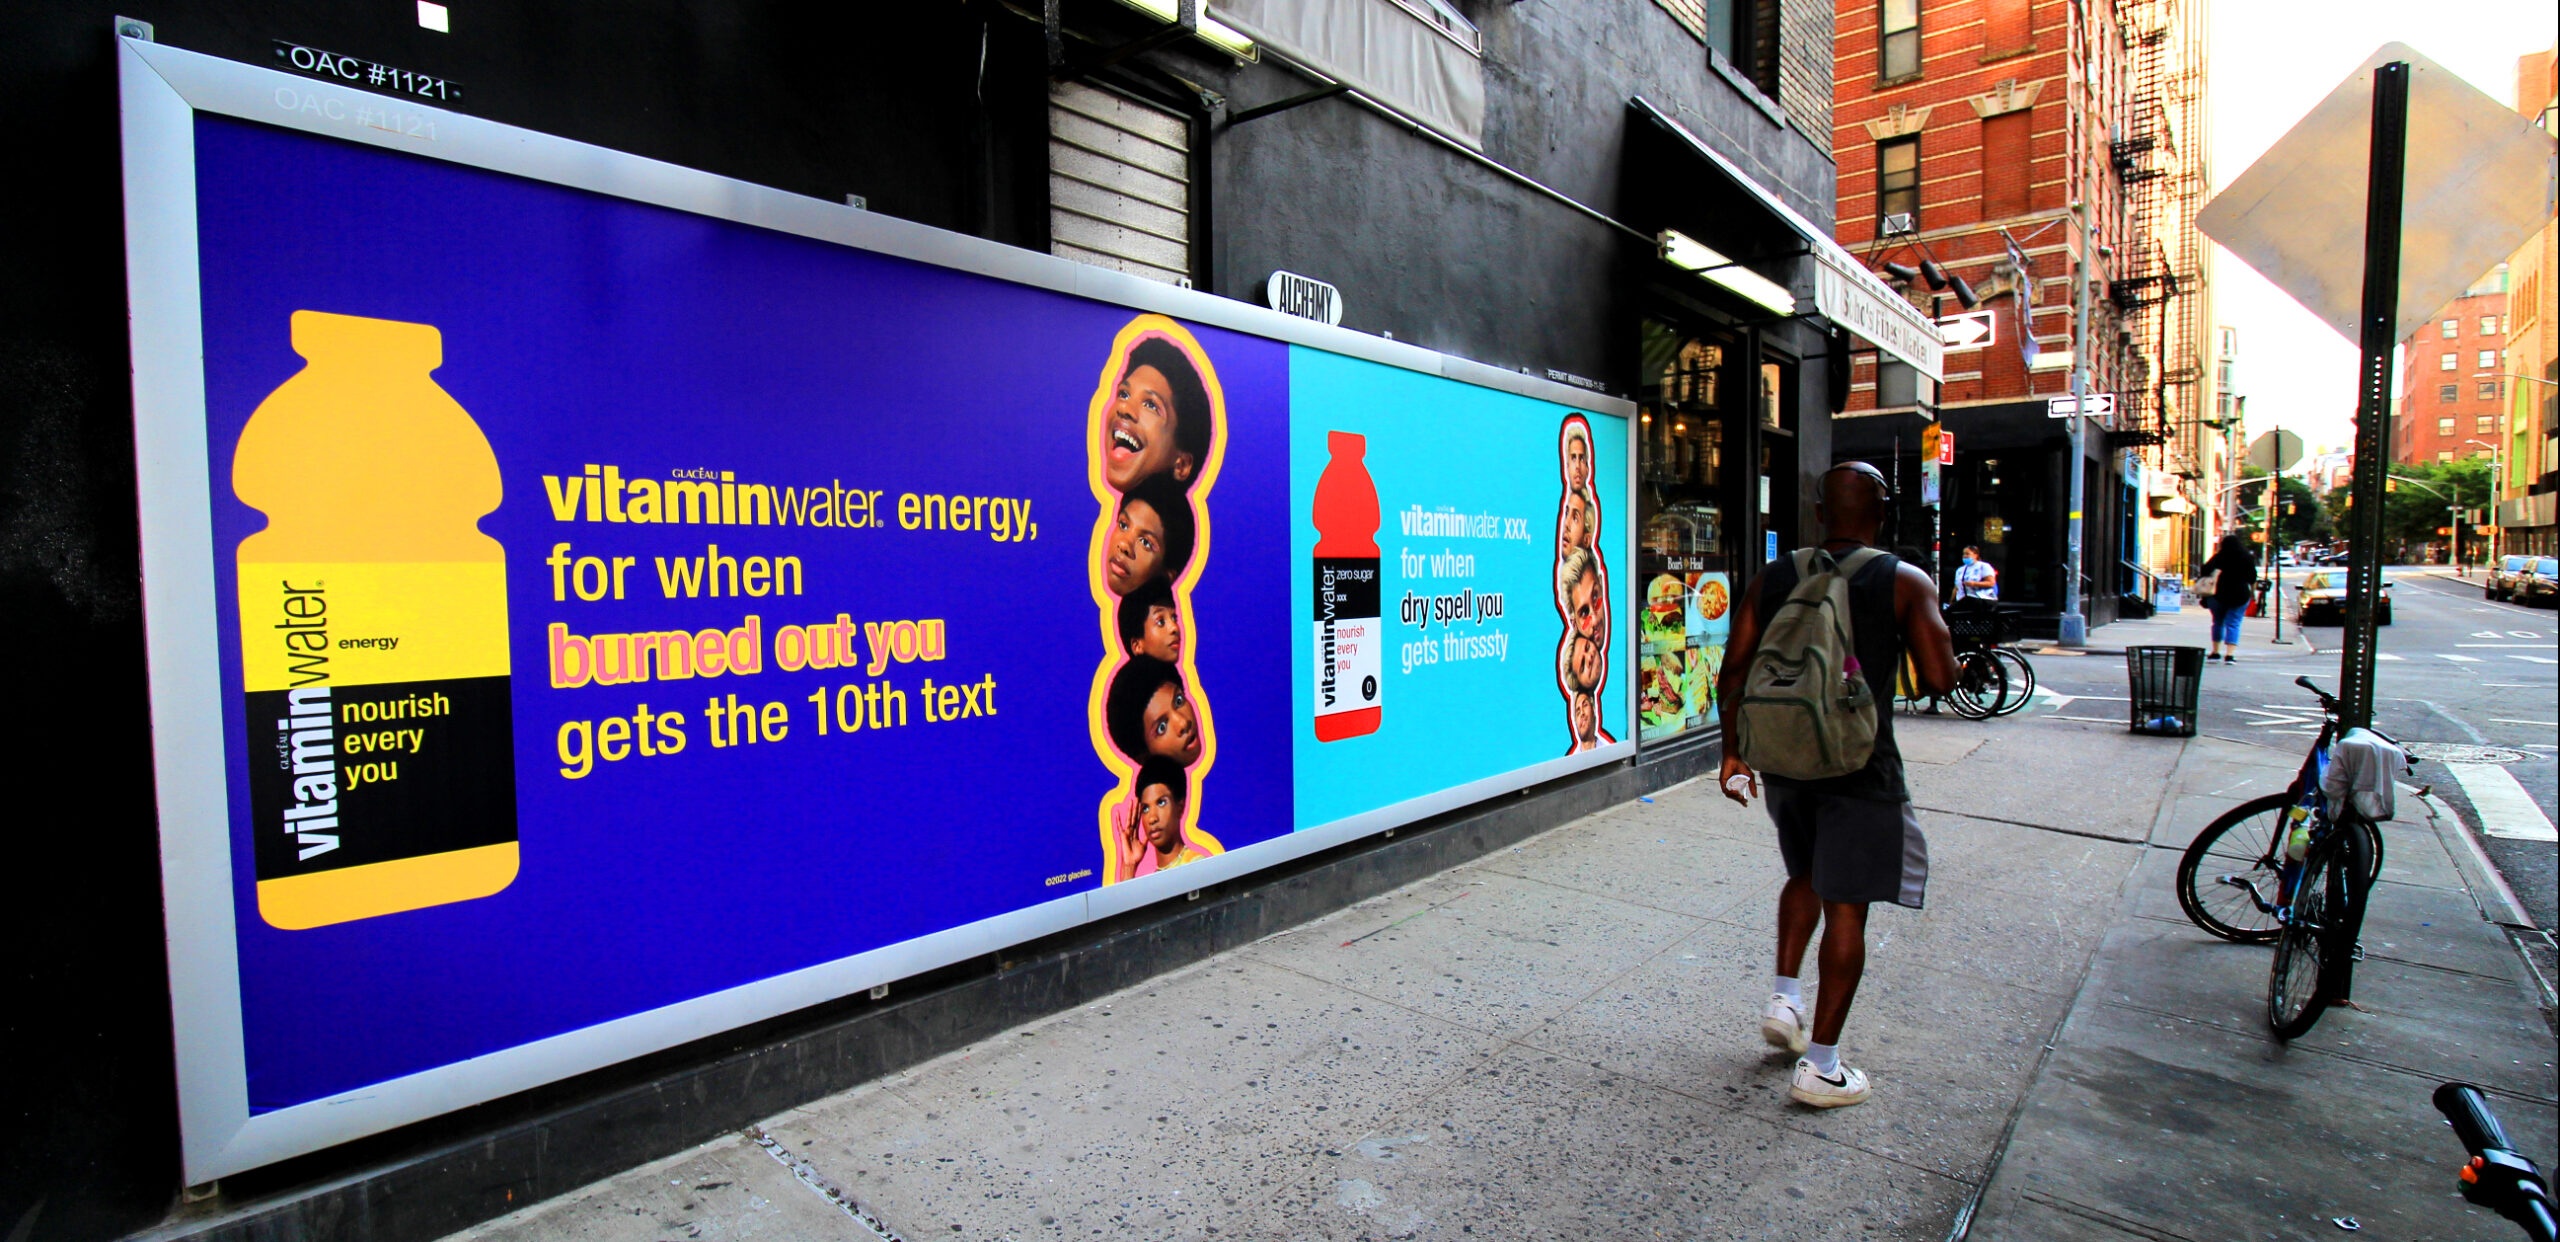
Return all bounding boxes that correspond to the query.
[2209,1,2556,455]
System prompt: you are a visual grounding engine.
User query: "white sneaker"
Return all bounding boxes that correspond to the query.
[1788,1058,1871,1108]
[1760,993,1808,1054]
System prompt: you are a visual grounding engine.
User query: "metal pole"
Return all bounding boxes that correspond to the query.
[2061,200,2091,645]
[2340,62,2409,732]
[2268,428,2288,643]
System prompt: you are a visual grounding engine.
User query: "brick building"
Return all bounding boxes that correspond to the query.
[2395,272,2511,468]
[1829,0,2214,628]
[2496,48,2558,555]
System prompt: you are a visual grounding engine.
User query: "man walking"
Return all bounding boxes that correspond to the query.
[1715,462,1958,1107]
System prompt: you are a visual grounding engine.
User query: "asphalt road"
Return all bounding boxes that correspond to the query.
[2013,567,2557,1001]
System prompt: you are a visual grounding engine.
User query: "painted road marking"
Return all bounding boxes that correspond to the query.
[2446,762,2560,842]
[2512,656,2558,665]
[2457,643,2551,648]
[2439,654,2484,663]
[2490,719,2555,728]
[2374,652,2404,661]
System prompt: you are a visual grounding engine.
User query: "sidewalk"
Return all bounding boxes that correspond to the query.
[441,718,2554,1242]
[2075,599,2325,658]
[1966,733,2558,1241]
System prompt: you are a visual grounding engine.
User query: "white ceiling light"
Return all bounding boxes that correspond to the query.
[1658,229,1795,316]
[1112,0,1258,58]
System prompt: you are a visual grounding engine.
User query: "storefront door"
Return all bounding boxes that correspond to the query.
[1635,319,1744,744]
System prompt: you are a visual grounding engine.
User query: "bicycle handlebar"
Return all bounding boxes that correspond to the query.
[2295,675,2341,714]
[2434,1083,2559,1242]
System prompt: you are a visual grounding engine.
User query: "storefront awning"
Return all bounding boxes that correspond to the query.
[1215,0,1486,148]
[1631,98,1943,382]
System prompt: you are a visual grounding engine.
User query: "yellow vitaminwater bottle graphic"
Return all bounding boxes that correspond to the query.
[235,311,518,929]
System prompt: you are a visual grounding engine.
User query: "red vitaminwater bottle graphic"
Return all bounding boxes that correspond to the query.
[1313,431,1382,741]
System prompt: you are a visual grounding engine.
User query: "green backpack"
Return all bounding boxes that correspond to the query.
[1733,548,1888,780]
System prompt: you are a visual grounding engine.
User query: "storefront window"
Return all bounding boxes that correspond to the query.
[1635,320,1740,743]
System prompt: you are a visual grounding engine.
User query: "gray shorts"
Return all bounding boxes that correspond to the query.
[1765,786,1929,909]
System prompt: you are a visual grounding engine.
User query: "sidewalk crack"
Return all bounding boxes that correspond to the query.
[749,1127,907,1241]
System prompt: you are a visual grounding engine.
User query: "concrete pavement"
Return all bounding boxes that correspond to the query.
[441,712,2554,1242]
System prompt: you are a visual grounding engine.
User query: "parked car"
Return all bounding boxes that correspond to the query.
[2294,570,2393,625]
[2486,554,2531,600]
[2520,557,2560,607]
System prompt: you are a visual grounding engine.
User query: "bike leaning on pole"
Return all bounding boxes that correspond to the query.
[2173,676,2409,1039]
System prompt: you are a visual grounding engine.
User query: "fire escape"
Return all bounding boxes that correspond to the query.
[2106,2,2204,460]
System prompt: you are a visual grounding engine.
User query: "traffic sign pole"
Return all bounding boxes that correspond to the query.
[2339,63,2409,732]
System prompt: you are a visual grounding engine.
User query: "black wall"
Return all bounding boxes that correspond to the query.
[0,4,1833,1234]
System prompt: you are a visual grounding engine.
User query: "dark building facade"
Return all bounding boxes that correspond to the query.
[0,3,1864,1235]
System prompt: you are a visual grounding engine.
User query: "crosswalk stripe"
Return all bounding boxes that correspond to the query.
[2510,655,2556,665]
[2439,654,2483,663]
[2446,762,2560,842]
[2374,652,2403,661]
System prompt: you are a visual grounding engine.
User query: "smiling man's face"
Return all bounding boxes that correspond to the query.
[1570,632,1605,691]
[1103,363,1194,491]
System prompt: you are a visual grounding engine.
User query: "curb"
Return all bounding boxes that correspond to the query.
[2419,787,2539,931]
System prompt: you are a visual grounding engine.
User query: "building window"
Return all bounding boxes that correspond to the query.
[1878,137,1919,230]
[2478,349,2497,370]
[1731,0,1781,98]
[2438,417,2455,436]
[1879,0,1920,79]
[2437,450,2454,462]
[2436,383,2457,402]
[1981,112,2031,217]
[2440,353,2457,371]
[2478,415,2496,434]
[2442,319,2459,338]
[2481,315,2500,336]
[2479,380,2501,400]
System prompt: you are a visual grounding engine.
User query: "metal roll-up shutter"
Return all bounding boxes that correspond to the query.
[1048,81,1192,287]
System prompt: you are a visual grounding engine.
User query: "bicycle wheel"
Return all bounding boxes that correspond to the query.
[2356,815,2385,887]
[2176,793,2291,943]
[1946,650,2006,720]
[2267,828,2366,1040]
[1988,647,2037,717]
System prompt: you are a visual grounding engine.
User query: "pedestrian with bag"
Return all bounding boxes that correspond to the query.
[2194,533,2258,665]
[1715,462,1958,1109]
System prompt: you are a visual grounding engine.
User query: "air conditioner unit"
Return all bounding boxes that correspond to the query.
[1879,213,1916,238]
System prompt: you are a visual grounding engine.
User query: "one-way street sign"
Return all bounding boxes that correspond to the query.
[2047,392,2115,420]
[1936,310,1995,349]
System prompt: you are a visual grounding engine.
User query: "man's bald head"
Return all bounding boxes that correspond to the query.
[1817,462,1888,542]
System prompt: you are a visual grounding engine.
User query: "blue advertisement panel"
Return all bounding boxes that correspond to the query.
[1288,351,1630,829]
[120,40,1632,1178]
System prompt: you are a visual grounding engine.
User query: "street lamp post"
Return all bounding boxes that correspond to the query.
[2461,434,2503,565]
[2061,199,2092,647]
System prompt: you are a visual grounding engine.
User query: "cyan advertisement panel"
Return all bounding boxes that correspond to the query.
[123,40,1631,1178]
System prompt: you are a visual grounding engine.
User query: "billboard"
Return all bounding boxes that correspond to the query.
[120,40,1633,1179]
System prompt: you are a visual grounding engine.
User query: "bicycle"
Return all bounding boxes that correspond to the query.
[1942,599,2033,719]
[2435,1082,2557,1240]
[2173,676,2403,1039]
